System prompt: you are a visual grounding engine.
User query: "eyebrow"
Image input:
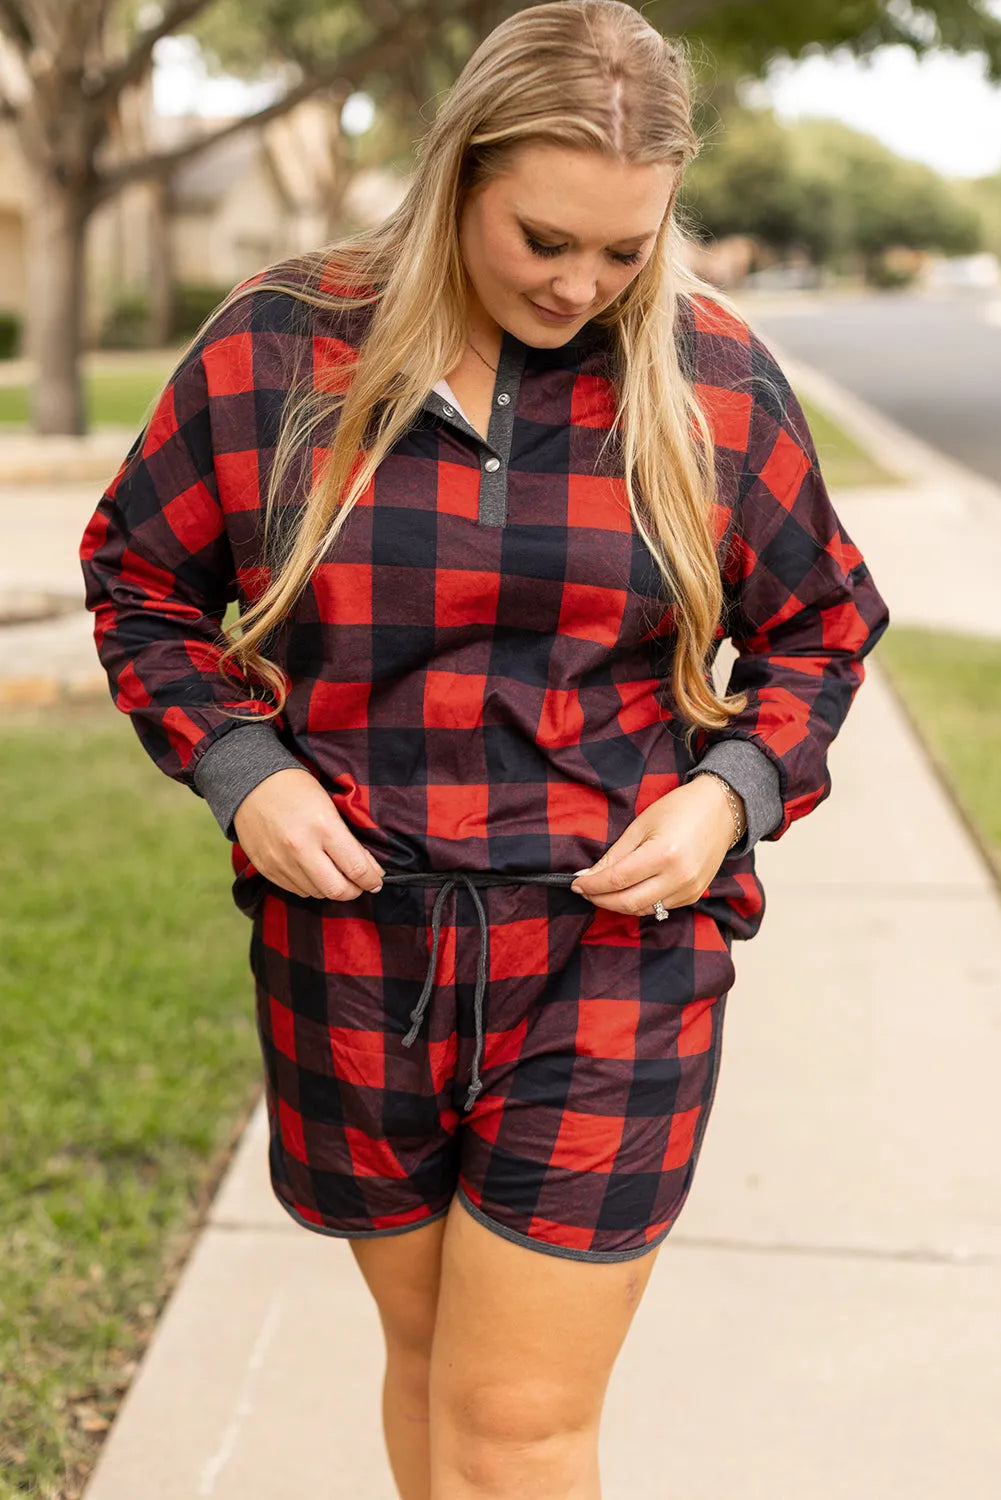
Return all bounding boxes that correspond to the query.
[517,214,656,247]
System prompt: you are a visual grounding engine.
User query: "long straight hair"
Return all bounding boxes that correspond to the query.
[156,0,754,738]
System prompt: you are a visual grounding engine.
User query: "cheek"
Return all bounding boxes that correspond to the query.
[489,231,536,291]
[608,260,646,298]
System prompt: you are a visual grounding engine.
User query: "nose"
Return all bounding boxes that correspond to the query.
[550,269,598,308]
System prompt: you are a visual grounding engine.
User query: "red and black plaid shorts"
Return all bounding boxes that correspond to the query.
[248,869,736,1263]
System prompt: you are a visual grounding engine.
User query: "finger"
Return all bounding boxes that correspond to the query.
[585,870,682,917]
[572,831,665,896]
[265,868,315,899]
[299,848,368,901]
[571,819,650,885]
[319,823,385,892]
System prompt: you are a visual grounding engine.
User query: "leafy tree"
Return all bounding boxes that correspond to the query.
[684,107,983,275]
[2,0,1001,432]
[0,0,460,433]
[953,171,1001,257]
[800,119,982,271]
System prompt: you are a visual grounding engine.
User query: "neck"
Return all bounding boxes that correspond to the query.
[463,290,504,362]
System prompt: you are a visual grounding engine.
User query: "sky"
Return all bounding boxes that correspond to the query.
[743,43,1001,180]
[153,28,1001,182]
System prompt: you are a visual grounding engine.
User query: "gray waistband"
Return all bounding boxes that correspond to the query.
[381,870,580,1113]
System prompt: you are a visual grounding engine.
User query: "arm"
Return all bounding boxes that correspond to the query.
[78,314,304,837]
[685,331,891,843]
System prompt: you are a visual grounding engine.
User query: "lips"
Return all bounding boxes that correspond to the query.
[528,298,581,320]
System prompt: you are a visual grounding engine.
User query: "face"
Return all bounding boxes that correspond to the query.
[457,141,677,346]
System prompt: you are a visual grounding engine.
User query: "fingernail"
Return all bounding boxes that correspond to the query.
[573,867,592,876]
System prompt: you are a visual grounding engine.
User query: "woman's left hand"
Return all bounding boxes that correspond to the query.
[569,776,740,916]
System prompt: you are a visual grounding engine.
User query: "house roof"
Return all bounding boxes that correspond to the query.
[168,128,270,209]
[164,103,333,213]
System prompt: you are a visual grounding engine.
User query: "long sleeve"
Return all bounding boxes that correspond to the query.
[687,329,891,844]
[684,738,783,855]
[78,330,300,822]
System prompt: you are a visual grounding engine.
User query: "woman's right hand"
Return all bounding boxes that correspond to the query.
[232,769,386,901]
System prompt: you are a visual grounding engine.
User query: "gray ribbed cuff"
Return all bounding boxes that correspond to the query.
[684,738,783,855]
[192,720,306,841]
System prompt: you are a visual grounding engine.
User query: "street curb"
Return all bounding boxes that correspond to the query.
[872,653,1001,904]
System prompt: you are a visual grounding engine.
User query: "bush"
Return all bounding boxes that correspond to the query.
[170,282,232,340]
[867,259,917,289]
[0,309,22,359]
[99,287,153,349]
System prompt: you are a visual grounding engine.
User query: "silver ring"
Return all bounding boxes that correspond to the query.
[652,899,670,921]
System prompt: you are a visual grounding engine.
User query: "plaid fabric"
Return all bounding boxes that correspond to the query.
[79,258,889,946]
[251,876,735,1260]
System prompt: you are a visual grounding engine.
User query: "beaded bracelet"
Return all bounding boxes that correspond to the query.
[694,770,746,850]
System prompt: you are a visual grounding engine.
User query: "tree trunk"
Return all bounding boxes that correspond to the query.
[25,175,89,436]
[147,178,175,346]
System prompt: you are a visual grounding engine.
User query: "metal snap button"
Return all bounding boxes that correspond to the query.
[483,457,501,472]
[496,392,510,405]
[442,403,454,417]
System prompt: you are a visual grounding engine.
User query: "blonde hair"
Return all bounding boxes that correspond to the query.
[164,0,752,739]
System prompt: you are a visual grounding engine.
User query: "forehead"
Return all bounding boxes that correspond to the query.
[492,143,677,230]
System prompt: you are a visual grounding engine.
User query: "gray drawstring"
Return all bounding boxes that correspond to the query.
[380,871,580,1113]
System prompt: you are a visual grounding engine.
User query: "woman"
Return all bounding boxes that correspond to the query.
[79,2,890,1495]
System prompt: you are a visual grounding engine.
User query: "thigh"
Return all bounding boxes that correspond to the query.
[349,1212,449,1354]
[429,1190,661,1437]
[457,893,736,1260]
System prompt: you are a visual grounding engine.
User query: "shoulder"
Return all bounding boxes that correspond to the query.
[192,253,380,393]
[678,292,757,383]
[678,292,801,453]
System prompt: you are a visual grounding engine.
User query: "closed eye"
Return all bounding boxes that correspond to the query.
[522,232,642,267]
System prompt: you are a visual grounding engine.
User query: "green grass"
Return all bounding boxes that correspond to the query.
[0,372,901,491]
[0,371,173,428]
[799,393,902,489]
[877,625,1001,876]
[0,697,264,1497]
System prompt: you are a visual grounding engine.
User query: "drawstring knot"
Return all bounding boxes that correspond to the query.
[381,870,581,1113]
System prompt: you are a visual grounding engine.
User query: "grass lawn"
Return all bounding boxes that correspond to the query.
[0,368,900,491]
[0,696,264,1498]
[877,625,1001,878]
[0,371,175,429]
[798,393,901,489]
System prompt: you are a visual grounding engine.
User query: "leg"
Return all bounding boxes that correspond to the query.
[350,1213,449,1500]
[427,1194,663,1500]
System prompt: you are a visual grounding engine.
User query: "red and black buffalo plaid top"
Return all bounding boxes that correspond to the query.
[79,258,890,942]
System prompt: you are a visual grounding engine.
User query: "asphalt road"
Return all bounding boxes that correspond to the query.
[737,287,1001,489]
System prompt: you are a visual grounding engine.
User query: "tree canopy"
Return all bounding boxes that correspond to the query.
[3,0,1000,432]
[682,107,984,266]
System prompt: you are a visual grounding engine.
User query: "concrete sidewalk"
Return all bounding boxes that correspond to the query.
[74,645,1001,1500]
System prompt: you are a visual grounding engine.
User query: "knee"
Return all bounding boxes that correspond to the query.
[446,1379,596,1449]
[433,1382,597,1497]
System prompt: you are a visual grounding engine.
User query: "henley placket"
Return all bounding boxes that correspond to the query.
[421,328,528,527]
